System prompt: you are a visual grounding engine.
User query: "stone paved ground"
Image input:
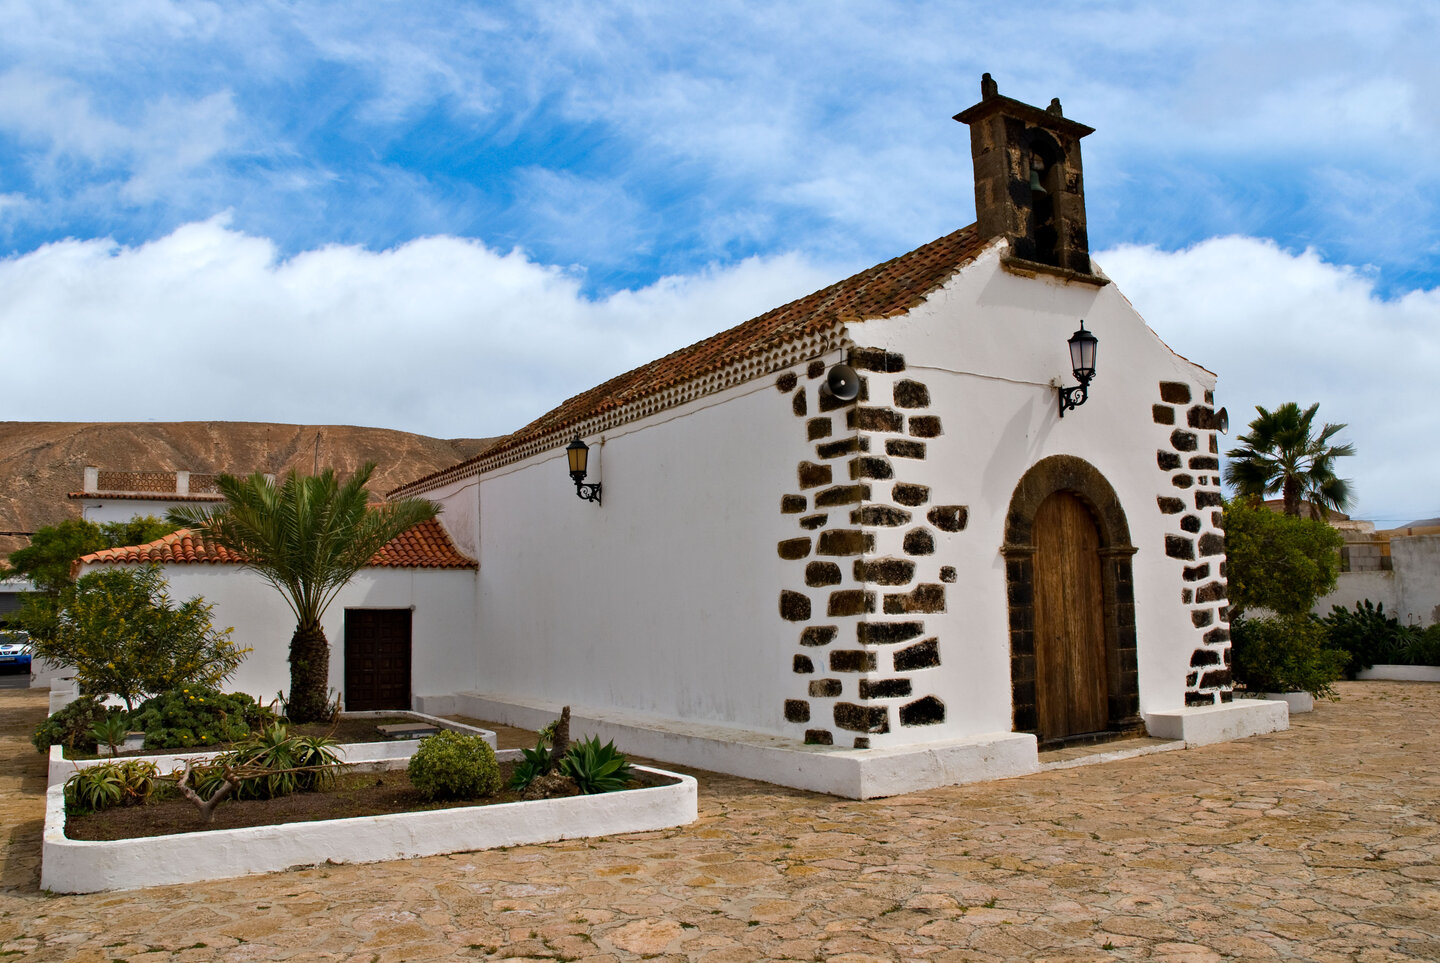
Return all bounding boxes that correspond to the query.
[2,682,1438,962]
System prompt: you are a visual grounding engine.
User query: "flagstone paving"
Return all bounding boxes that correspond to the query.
[3,681,1438,961]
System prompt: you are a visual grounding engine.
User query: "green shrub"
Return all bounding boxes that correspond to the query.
[132,688,275,750]
[32,697,116,755]
[1409,625,1440,667]
[1231,615,1348,698]
[559,736,635,794]
[193,723,340,801]
[1321,600,1418,675]
[64,760,158,814]
[407,730,501,801]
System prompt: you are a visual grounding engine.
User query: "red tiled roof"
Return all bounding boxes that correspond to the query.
[392,224,990,495]
[67,491,224,502]
[78,519,476,571]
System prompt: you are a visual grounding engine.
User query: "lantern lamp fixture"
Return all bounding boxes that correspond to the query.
[566,436,602,505]
[1058,320,1098,417]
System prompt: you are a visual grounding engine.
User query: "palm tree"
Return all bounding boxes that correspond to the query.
[168,464,438,722]
[1223,402,1356,519]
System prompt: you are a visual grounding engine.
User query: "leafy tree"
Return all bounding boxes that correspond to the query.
[167,465,438,723]
[6,516,180,594]
[1222,498,1342,619]
[7,515,180,639]
[30,565,248,710]
[7,519,106,594]
[1223,402,1355,518]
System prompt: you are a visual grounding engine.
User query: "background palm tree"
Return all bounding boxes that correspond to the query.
[1223,402,1356,519]
[168,464,438,722]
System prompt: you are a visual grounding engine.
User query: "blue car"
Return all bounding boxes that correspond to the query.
[0,633,32,673]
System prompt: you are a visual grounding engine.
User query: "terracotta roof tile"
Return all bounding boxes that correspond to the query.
[393,224,989,495]
[78,519,476,571]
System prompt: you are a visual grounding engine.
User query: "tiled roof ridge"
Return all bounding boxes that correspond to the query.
[391,224,990,497]
[77,518,477,572]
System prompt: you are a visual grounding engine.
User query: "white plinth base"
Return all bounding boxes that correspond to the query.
[1144,699,1288,746]
[422,692,1038,799]
[1260,691,1314,713]
[1357,665,1440,682]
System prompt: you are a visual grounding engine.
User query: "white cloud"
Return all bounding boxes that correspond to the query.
[1098,237,1440,525]
[0,217,838,440]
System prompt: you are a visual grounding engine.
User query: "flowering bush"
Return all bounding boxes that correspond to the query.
[131,688,275,750]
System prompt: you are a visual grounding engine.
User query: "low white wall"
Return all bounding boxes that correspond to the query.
[1356,665,1440,682]
[42,762,697,894]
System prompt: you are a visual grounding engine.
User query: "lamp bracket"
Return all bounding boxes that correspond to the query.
[1057,378,1091,417]
[573,478,602,505]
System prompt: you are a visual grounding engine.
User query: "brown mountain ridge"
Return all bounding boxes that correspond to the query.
[0,422,496,559]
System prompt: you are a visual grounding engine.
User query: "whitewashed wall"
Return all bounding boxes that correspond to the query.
[76,499,205,525]
[73,562,478,708]
[467,376,816,737]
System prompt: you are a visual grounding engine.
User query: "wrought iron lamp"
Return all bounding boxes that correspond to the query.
[1057,321,1098,417]
[566,436,602,505]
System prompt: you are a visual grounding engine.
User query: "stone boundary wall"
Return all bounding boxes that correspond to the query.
[773,348,965,748]
[1152,381,1233,706]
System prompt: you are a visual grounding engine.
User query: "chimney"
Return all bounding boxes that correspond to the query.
[954,73,1096,275]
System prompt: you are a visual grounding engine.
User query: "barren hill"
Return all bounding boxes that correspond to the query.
[0,422,496,558]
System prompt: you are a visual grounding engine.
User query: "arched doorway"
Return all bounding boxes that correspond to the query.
[1002,456,1140,747]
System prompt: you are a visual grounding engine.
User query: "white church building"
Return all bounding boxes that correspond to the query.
[78,77,1284,797]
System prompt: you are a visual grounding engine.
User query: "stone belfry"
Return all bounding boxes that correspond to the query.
[954,73,1096,277]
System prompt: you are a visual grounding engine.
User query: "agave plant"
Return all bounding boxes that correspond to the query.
[558,736,634,794]
[507,737,554,791]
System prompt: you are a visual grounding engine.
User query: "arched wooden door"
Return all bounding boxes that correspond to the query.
[1032,491,1109,742]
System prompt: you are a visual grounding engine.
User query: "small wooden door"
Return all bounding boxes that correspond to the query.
[344,609,412,711]
[1032,491,1108,742]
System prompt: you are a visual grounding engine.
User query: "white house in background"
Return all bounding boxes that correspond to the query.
[75,522,477,710]
[75,77,1284,797]
[380,76,1282,796]
[70,467,230,524]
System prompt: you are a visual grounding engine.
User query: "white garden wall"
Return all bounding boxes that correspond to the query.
[75,562,478,709]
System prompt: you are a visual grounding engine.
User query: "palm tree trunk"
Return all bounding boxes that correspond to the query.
[1282,476,1302,517]
[287,621,331,723]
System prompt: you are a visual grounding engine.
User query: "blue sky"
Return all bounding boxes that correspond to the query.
[1,1,1437,523]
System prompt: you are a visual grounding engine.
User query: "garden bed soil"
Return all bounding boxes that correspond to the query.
[66,762,675,841]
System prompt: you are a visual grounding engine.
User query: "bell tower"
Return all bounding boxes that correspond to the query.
[954,74,1096,277]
